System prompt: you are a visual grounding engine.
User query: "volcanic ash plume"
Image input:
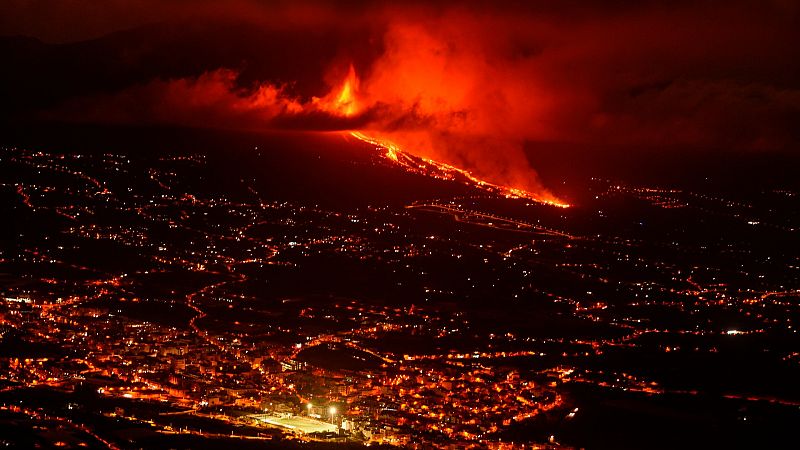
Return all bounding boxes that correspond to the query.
[313,19,569,205]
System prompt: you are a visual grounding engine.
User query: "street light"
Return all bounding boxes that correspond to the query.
[329,406,337,416]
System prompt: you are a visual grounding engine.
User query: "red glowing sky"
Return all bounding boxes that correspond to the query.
[1,0,798,201]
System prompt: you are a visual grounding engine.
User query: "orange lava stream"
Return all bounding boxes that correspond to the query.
[349,131,570,208]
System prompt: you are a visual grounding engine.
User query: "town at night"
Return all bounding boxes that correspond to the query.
[1,1,799,449]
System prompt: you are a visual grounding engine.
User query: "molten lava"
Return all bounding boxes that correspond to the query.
[335,65,360,117]
[349,132,570,208]
[314,64,361,117]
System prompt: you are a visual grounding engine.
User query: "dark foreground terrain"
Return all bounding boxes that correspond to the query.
[1,124,799,449]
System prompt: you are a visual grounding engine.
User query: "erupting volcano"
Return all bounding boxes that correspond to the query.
[316,65,569,207]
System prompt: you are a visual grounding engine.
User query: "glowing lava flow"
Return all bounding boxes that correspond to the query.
[349,132,570,207]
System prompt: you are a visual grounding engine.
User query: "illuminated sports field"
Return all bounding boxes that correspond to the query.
[250,414,337,434]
